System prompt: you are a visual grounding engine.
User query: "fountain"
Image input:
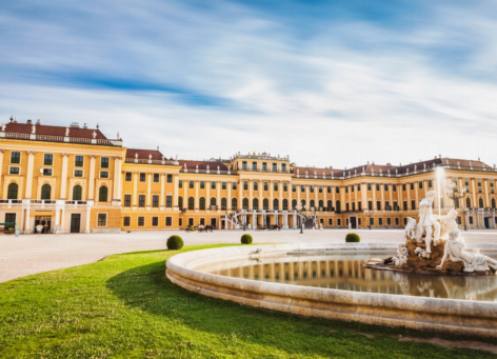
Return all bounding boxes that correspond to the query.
[166,166,497,338]
[368,167,497,276]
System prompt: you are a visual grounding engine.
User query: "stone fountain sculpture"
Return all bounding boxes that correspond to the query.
[372,178,497,276]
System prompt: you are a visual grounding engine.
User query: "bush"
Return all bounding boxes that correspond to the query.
[240,233,253,245]
[167,235,184,250]
[345,232,360,243]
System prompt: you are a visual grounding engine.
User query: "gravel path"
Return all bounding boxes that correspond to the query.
[1,229,496,283]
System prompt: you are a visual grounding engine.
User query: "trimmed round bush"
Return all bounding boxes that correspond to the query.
[167,235,184,250]
[345,232,360,243]
[240,233,253,245]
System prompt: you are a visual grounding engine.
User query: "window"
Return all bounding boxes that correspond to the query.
[221,198,227,210]
[10,151,20,164]
[231,182,237,190]
[165,217,172,226]
[124,194,131,207]
[44,153,53,166]
[200,181,205,189]
[123,216,130,226]
[100,171,108,178]
[419,182,423,189]
[166,196,173,208]
[189,181,194,189]
[73,185,82,201]
[178,180,183,188]
[253,198,259,210]
[167,174,173,183]
[242,198,249,210]
[253,182,258,191]
[97,213,107,226]
[74,169,83,177]
[98,186,108,202]
[101,157,109,168]
[242,161,247,170]
[283,184,288,192]
[178,197,183,209]
[7,183,18,200]
[264,183,269,191]
[139,195,146,207]
[152,216,158,226]
[42,167,52,176]
[153,173,160,182]
[211,181,216,189]
[140,173,146,182]
[370,218,374,226]
[40,184,51,200]
[273,183,278,191]
[272,163,277,172]
[188,197,194,210]
[263,199,269,210]
[368,201,373,210]
[9,167,19,175]
[293,185,297,193]
[411,200,416,210]
[199,197,206,210]
[125,172,132,181]
[152,195,159,208]
[75,155,84,167]
[243,182,248,191]
[231,198,238,210]
[283,199,289,210]
[138,217,144,226]
[379,218,383,225]
[376,201,381,210]
[252,161,257,170]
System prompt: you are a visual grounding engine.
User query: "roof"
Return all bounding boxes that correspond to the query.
[1,119,121,146]
[126,148,164,161]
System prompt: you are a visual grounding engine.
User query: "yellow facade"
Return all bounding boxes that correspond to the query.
[1,120,496,233]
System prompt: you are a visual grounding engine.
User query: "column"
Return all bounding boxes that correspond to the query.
[269,181,274,210]
[132,172,138,206]
[206,181,211,209]
[85,202,93,233]
[216,182,221,209]
[283,210,288,229]
[173,176,179,207]
[160,174,166,207]
[238,181,242,211]
[88,156,96,200]
[60,154,68,199]
[194,181,199,210]
[249,181,253,210]
[25,152,35,199]
[112,158,122,203]
[279,182,284,210]
[360,184,367,209]
[146,173,152,207]
[227,182,232,210]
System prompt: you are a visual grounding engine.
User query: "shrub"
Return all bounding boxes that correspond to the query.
[345,232,360,243]
[167,235,184,250]
[240,233,253,245]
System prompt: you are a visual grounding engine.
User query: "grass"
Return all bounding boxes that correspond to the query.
[0,244,494,358]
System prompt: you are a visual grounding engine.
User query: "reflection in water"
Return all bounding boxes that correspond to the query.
[213,258,497,301]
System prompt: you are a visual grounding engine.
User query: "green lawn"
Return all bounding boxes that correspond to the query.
[0,245,493,358]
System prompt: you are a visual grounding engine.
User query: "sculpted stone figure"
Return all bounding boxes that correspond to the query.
[415,191,440,257]
[437,230,497,273]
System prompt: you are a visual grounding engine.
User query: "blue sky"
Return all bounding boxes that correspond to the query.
[1,0,497,167]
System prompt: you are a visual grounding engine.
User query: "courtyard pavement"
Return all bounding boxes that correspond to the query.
[1,229,497,283]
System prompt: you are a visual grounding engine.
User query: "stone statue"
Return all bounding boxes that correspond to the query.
[415,191,440,257]
[371,184,496,276]
[437,230,497,273]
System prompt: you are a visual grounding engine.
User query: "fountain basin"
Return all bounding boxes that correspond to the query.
[166,244,497,338]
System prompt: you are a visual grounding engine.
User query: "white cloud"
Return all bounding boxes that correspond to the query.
[1,0,497,168]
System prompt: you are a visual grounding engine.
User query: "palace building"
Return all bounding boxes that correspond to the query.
[1,118,496,234]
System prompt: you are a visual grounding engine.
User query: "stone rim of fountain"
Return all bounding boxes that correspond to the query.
[166,243,497,339]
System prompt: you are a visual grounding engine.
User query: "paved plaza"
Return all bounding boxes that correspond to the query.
[1,229,497,283]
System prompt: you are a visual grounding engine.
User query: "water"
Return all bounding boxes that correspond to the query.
[213,257,497,301]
